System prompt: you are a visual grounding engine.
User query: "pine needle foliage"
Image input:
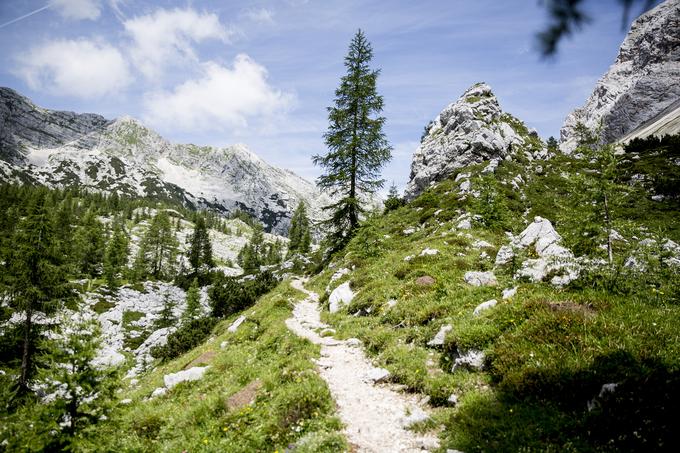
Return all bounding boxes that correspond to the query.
[314,29,392,252]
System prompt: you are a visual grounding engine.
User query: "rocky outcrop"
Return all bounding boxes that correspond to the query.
[560,0,680,152]
[405,83,543,199]
[0,87,327,233]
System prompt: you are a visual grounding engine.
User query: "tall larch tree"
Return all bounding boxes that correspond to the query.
[313,29,392,251]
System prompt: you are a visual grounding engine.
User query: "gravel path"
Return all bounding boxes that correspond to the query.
[286,278,439,453]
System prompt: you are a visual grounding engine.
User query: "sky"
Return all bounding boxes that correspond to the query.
[0,0,661,191]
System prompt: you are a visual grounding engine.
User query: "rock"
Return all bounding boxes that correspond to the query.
[386,299,398,309]
[415,275,436,286]
[463,271,498,287]
[329,267,350,283]
[129,379,139,387]
[220,341,229,349]
[404,255,415,262]
[403,227,416,235]
[447,394,459,406]
[427,324,453,347]
[405,83,535,199]
[400,407,430,428]
[120,398,133,405]
[457,218,472,230]
[472,240,493,249]
[518,216,562,250]
[365,368,391,383]
[329,282,355,313]
[452,349,485,372]
[163,366,210,389]
[345,338,362,347]
[494,244,515,266]
[225,379,262,411]
[473,299,498,316]
[151,387,167,398]
[228,315,246,333]
[502,287,518,299]
[419,248,439,257]
[560,0,680,152]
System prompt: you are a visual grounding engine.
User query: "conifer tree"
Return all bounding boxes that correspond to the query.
[183,278,201,323]
[238,224,265,273]
[288,202,312,255]
[104,220,129,288]
[4,191,74,391]
[40,313,119,442]
[73,210,105,277]
[156,291,176,329]
[383,182,404,212]
[313,29,392,251]
[134,210,179,280]
[188,216,214,273]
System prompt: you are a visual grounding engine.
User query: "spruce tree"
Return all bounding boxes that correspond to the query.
[73,209,105,277]
[40,313,119,442]
[4,191,74,391]
[156,291,176,329]
[288,202,311,255]
[183,278,201,323]
[383,182,404,212]
[104,220,129,288]
[188,216,214,274]
[313,29,392,251]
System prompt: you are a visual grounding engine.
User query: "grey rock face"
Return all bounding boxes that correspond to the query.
[405,82,541,199]
[0,87,326,233]
[560,0,680,152]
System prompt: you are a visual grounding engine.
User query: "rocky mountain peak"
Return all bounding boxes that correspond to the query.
[404,82,541,200]
[0,88,326,233]
[560,0,680,152]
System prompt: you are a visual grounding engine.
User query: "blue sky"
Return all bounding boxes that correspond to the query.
[0,0,660,190]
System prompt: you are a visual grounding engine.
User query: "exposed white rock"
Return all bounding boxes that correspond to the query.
[163,366,210,389]
[473,299,498,316]
[404,255,415,262]
[150,387,167,398]
[330,268,351,283]
[457,218,472,230]
[427,324,453,347]
[405,83,540,199]
[120,398,133,405]
[329,282,355,313]
[403,227,417,235]
[495,244,516,266]
[502,287,518,300]
[228,315,246,333]
[463,271,498,287]
[560,0,680,152]
[419,248,439,257]
[400,407,430,428]
[386,299,398,309]
[447,394,459,406]
[452,349,485,372]
[364,368,391,384]
[472,240,493,249]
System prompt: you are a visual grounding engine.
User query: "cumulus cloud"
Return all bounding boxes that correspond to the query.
[51,0,102,21]
[143,55,294,132]
[14,39,131,98]
[124,8,230,79]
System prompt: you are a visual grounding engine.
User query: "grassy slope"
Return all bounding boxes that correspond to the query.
[86,282,346,453]
[307,149,680,452]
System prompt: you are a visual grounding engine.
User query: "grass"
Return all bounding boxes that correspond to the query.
[306,148,680,452]
[82,282,346,452]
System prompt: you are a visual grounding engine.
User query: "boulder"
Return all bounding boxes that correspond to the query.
[400,407,430,428]
[329,282,355,313]
[163,366,209,389]
[463,271,497,287]
[452,349,485,372]
[415,275,436,286]
[228,315,246,333]
[365,368,391,383]
[419,248,439,257]
[427,324,453,347]
[473,299,497,316]
[502,287,518,299]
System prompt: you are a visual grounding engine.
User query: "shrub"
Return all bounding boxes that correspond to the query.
[150,317,218,362]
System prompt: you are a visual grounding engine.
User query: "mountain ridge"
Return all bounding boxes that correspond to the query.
[0,87,327,233]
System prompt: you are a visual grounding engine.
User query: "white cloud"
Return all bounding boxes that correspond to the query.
[124,8,230,79]
[14,39,131,98]
[51,0,101,21]
[243,7,275,24]
[143,55,294,132]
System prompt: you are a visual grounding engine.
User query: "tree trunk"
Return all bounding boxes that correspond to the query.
[19,309,33,392]
[604,192,613,265]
